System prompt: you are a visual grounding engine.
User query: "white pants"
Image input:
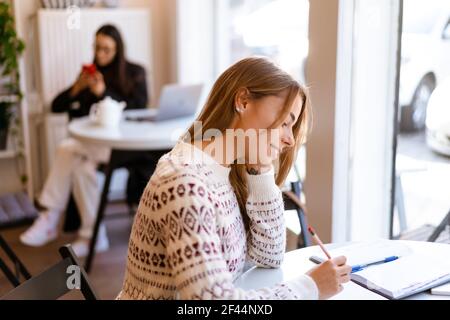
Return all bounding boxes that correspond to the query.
[39,138,111,238]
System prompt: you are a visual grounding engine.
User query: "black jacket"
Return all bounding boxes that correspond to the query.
[53,62,156,231]
[52,62,148,119]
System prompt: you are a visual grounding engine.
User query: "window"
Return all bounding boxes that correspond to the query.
[394,0,450,242]
[331,0,402,241]
[402,0,443,34]
[442,19,450,39]
[214,0,309,82]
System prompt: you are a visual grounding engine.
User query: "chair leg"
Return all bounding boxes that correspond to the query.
[85,153,116,273]
[0,234,31,280]
[395,175,408,234]
[428,210,450,242]
[290,181,312,248]
[0,256,20,287]
[296,208,312,248]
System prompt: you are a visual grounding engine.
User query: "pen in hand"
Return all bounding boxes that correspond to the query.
[307,228,399,274]
[308,226,332,260]
[306,225,353,299]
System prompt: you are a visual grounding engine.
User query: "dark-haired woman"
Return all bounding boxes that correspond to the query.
[20,25,149,256]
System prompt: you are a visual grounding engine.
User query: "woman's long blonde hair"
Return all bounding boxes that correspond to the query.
[183,57,311,229]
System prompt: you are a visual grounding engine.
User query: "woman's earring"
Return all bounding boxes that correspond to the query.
[236,106,243,113]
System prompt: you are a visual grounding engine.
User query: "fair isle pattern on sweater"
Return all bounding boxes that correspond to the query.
[117,141,318,300]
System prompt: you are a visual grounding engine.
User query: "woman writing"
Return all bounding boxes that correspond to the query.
[118,57,351,300]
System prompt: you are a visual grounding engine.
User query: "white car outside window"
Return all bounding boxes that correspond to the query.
[426,76,450,156]
[399,0,450,131]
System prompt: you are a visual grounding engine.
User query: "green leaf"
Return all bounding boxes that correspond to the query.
[0,1,24,119]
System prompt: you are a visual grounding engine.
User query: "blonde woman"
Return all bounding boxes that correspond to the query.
[118,57,351,300]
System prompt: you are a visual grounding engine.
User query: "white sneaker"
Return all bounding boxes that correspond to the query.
[20,211,60,247]
[71,227,110,258]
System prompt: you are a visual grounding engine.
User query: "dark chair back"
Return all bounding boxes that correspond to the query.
[1,245,99,300]
[0,234,32,287]
[283,181,312,248]
[0,192,37,286]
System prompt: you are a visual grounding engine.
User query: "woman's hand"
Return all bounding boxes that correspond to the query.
[245,132,281,175]
[70,72,90,97]
[246,164,272,175]
[306,256,352,300]
[88,71,106,97]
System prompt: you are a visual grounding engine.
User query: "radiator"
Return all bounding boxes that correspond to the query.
[37,8,152,106]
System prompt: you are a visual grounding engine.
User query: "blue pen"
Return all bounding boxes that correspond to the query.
[351,256,399,273]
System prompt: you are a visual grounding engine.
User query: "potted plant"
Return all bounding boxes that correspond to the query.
[0,2,25,150]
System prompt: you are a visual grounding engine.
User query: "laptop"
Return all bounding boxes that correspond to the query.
[125,83,204,122]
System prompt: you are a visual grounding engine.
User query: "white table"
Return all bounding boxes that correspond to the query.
[69,109,194,150]
[234,240,450,300]
[68,110,194,272]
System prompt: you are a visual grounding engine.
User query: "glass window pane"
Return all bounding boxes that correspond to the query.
[215,0,309,83]
[395,0,450,242]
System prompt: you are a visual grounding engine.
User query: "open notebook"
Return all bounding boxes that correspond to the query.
[310,240,450,300]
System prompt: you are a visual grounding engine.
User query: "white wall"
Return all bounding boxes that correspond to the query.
[0,159,23,195]
[122,0,177,105]
[176,0,215,85]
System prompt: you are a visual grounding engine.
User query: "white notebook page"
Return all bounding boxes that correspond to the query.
[322,240,413,265]
[355,254,450,298]
[325,240,450,299]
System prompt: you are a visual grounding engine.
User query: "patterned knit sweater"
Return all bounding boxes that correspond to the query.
[117,141,319,300]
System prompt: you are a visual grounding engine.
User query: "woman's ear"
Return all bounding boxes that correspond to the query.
[234,87,250,112]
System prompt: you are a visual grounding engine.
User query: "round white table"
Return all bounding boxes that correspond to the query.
[68,110,194,272]
[69,109,194,150]
[234,240,450,300]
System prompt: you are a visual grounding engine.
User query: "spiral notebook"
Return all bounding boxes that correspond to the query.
[309,240,450,300]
